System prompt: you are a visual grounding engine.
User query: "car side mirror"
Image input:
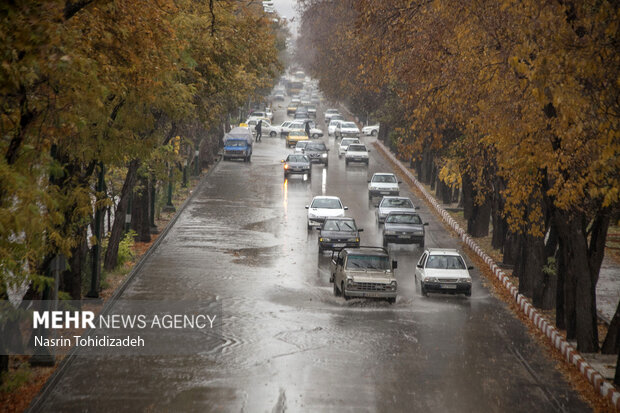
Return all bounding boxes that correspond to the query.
[367,180,371,183]
[468,266,474,270]
[315,227,321,231]
[305,205,309,209]
[423,223,429,226]
[416,264,423,269]
[301,149,305,153]
[358,228,364,232]
[392,260,398,269]
[367,149,371,152]
[344,206,348,210]
[398,180,403,184]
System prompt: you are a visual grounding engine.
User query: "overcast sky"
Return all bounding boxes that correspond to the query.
[271,0,299,35]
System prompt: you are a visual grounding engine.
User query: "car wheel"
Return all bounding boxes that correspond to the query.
[420,283,428,297]
[419,239,425,248]
[333,281,340,296]
[270,131,276,137]
[342,282,350,301]
[371,130,378,136]
[318,245,323,253]
[382,237,388,248]
[312,133,319,139]
[387,297,396,304]
[345,159,349,165]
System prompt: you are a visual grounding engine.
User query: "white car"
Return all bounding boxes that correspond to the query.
[324,109,341,123]
[376,196,416,223]
[334,121,360,139]
[274,120,293,136]
[246,118,277,137]
[414,248,473,297]
[328,119,343,136]
[368,173,401,200]
[284,120,323,138]
[345,143,370,165]
[265,107,274,121]
[338,137,361,157]
[305,196,348,229]
[362,124,380,136]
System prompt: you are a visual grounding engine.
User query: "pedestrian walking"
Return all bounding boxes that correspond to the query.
[256,119,262,142]
[305,121,311,139]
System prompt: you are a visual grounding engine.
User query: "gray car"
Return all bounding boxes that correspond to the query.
[376,196,416,223]
[316,217,362,252]
[302,141,329,166]
[382,212,428,248]
[282,154,311,179]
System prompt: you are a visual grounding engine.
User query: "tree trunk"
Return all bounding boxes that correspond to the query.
[462,173,474,221]
[430,163,437,190]
[615,354,620,386]
[491,178,507,250]
[61,232,88,300]
[602,300,620,354]
[420,148,433,184]
[104,159,140,271]
[556,247,566,330]
[131,174,151,243]
[555,210,599,352]
[502,231,520,266]
[467,196,491,237]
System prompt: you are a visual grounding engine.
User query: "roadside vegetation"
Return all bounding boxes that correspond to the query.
[297,0,619,379]
[0,0,286,384]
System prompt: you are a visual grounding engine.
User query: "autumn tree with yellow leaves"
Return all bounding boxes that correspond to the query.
[299,0,619,359]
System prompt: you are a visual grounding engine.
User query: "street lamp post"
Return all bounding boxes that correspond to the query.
[87,163,105,298]
[194,150,200,176]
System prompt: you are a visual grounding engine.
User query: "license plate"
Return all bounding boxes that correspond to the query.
[333,243,346,247]
[380,191,390,195]
[441,284,457,289]
[292,168,302,171]
[398,235,411,239]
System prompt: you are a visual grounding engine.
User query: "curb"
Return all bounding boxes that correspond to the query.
[26,160,221,413]
[373,139,620,410]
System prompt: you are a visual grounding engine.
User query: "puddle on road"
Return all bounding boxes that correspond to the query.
[224,246,278,267]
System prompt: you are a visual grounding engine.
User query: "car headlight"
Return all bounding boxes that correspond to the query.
[424,277,439,283]
[321,153,327,158]
[384,230,396,235]
[415,230,424,235]
[320,238,330,242]
[346,278,354,286]
[308,213,316,218]
[459,278,472,283]
[348,237,359,242]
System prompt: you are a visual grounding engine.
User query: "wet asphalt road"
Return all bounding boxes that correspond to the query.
[36,102,590,412]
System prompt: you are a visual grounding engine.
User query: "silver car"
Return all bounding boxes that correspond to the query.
[376,196,416,223]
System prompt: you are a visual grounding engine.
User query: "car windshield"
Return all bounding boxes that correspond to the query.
[306,143,326,150]
[311,198,342,209]
[281,121,291,127]
[372,174,397,183]
[341,138,360,146]
[346,255,390,270]
[348,145,366,152]
[426,255,466,270]
[329,120,341,126]
[326,109,339,114]
[341,122,356,128]
[324,220,357,231]
[382,198,414,208]
[287,155,308,163]
[296,142,308,149]
[385,214,422,224]
[225,140,246,147]
[332,115,344,120]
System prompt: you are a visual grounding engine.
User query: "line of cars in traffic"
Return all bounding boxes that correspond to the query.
[272,83,475,302]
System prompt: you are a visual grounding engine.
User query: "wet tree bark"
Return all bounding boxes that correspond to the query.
[554,208,609,352]
[467,197,491,238]
[462,173,474,221]
[61,232,88,300]
[491,178,507,250]
[419,147,433,184]
[104,159,140,271]
[502,232,520,266]
[555,246,566,330]
[602,300,620,355]
[131,174,151,243]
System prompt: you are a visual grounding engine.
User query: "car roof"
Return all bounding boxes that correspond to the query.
[426,248,461,256]
[312,195,341,200]
[373,172,396,176]
[325,217,354,222]
[386,211,419,216]
[381,196,410,201]
[342,247,388,257]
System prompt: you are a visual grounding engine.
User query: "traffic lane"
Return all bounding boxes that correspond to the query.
[38,113,588,412]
